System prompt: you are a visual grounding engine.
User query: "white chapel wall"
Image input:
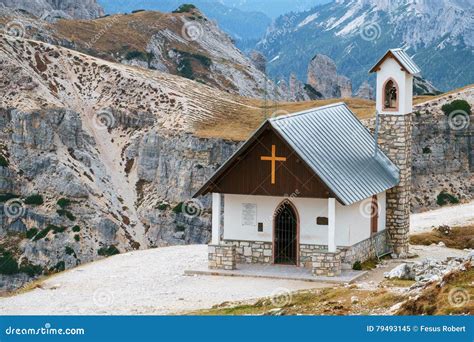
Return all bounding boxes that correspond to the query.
[222,192,386,247]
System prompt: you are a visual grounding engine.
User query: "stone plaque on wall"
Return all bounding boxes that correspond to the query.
[241,203,257,226]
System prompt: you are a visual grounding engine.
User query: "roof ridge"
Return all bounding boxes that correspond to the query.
[269,102,347,122]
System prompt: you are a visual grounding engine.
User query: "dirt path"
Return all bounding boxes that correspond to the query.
[0,245,326,315]
[410,201,474,234]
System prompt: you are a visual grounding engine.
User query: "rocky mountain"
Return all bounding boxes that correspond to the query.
[258,0,474,91]
[0,7,279,100]
[0,0,104,20]
[98,0,272,51]
[307,54,352,98]
[355,81,374,100]
[0,32,255,288]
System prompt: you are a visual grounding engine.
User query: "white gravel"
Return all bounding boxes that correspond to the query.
[0,245,324,315]
[410,200,474,234]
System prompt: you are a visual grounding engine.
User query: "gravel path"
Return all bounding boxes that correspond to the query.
[0,245,325,315]
[410,200,474,234]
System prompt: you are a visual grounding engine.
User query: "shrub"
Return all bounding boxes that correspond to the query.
[172,202,183,214]
[98,245,120,257]
[0,250,19,275]
[156,202,168,210]
[19,260,43,277]
[436,191,460,206]
[441,99,471,116]
[72,225,81,232]
[49,224,66,234]
[51,261,65,272]
[65,246,76,257]
[57,198,71,209]
[175,225,186,232]
[352,261,362,271]
[177,58,194,80]
[0,155,8,167]
[172,4,196,13]
[26,228,38,239]
[0,193,19,202]
[124,50,152,62]
[33,226,52,241]
[24,194,44,205]
[422,147,431,154]
[57,209,76,221]
[74,234,80,242]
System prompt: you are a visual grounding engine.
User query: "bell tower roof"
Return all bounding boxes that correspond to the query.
[369,48,421,75]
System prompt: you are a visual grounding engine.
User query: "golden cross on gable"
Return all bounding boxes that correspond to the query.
[260,144,286,185]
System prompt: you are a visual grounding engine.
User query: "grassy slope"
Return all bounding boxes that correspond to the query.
[193,265,474,316]
[410,225,474,250]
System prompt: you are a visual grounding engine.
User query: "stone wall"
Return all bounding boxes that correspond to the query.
[377,114,412,256]
[312,251,342,277]
[339,230,391,267]
[222,240,273,264]
[208,245,236,270]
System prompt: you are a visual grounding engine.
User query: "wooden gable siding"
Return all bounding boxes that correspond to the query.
[206,126,332,198]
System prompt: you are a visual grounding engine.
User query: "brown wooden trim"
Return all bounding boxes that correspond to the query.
[272,199,300,267]
[369,50,409,74]
[382,77,399,112]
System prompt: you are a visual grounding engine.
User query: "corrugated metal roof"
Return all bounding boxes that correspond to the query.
[369,48,421,75]
[390,48,421,75]
[269,103,400,205]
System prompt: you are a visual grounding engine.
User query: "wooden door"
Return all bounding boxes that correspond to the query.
[371,195,378,234]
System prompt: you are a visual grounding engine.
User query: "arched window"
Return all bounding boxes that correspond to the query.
[383,79,398,110]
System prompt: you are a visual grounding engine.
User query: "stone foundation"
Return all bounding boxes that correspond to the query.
[312,251,342,277]
[208,245,236,270]
[299,244,327,268]
[378,114,412,256]
[340,230,391,267]
[222,240,272,264]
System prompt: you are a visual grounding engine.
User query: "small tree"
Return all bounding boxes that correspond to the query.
[441,99,471,116]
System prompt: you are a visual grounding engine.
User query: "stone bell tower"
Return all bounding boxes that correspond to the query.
[370,48,420,257]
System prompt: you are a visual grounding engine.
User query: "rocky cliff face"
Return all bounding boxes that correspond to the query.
[0,0,104,20]
[307,54,352,98]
